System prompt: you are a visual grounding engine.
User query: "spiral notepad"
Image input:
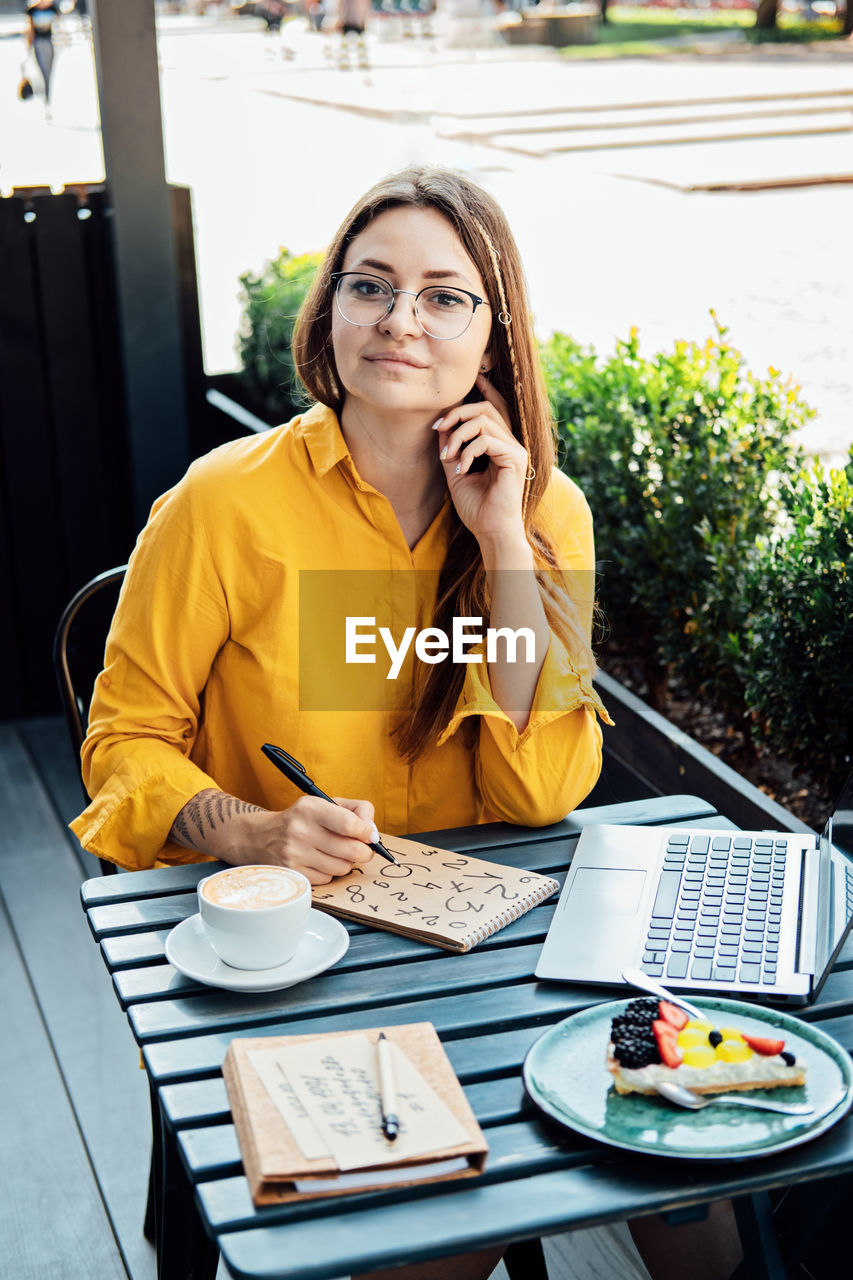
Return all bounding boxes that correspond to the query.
[311,834,559,953]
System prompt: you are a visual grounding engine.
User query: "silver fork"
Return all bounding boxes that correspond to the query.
[656,1081,813,1116]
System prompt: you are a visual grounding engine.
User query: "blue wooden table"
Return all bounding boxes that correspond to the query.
[80,797,853,1280]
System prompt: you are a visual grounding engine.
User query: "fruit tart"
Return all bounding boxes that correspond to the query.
[607,998,806,1096]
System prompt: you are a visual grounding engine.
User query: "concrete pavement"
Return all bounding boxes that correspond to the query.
[2,11,851,460]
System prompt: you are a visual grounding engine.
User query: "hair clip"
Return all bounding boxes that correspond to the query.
[525,465,536,481]
[498,311,512,326]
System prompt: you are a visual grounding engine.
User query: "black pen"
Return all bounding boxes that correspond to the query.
[376,1032,399,1141]
[261,743,399,866]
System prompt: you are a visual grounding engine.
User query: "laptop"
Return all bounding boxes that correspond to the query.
[536,769,853,1004]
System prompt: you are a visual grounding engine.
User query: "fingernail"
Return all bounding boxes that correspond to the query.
[370,823,380,844]
[432,416,444,430]
[440,445,448,460]
[454,463,461,475]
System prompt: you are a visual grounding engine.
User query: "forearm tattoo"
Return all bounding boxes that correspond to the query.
[170,788,265,850]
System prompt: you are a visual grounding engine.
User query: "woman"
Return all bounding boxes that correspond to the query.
[72,165,614,1280]
[72,166,610,883]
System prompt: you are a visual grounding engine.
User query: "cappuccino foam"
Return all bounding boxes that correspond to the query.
[201,866,306,910]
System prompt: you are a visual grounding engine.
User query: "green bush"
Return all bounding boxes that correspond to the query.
[541,321,809,716]
[236,248,323,422]
[732,451,853,789]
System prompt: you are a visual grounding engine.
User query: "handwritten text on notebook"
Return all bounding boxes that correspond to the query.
[248,1034,468,1171]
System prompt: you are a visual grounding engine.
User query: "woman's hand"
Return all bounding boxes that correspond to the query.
[435,374,530,559]
[435,375,550,730]
[170,789,378,885]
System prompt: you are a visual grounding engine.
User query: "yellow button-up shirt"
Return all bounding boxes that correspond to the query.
[71,405,610,870]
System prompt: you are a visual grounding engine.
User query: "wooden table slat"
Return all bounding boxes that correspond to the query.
[196,1117,595,1234]
[130,940,551,1039]
[160,1076,230,1128]
[81,862,211,906]
[186,1117,575,1190]
[101,928,173,970]
[141,980,610,1080]
[159,1022,550,1132]
[87,892,201,939]
[112,898,564,1005]
[180,1074,539,1184]
[87,835,574,937]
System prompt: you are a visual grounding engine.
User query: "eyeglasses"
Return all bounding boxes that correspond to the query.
[331,271,489,341]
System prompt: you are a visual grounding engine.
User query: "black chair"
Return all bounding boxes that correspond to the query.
[53,564,221,1278]
[53,564,128,876]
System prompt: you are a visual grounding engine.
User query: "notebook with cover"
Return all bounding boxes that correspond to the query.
[311,833,559,952]
[223,1022,488,1204]
[536,769,853,1004]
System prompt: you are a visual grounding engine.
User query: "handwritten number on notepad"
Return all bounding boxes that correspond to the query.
[382,863,433,880]
[484,883,520,901]
[446,896,486,914]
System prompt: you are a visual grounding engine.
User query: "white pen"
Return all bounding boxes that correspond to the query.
[376,1032,399,1141]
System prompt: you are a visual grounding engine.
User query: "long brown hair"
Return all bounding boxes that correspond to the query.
[292,166,594,760]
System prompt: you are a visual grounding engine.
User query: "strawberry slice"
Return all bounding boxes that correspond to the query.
[742,1033,785,1056]
[658,1000,689,1031]
[653,1019,683,1068]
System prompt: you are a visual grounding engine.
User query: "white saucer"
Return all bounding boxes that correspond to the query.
[164,908,349,993]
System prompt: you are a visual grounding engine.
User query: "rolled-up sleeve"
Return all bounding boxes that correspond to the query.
[70,465,226,870]
[436,636,611,826]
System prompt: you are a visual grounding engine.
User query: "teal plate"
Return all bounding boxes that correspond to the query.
[523,997,853,1160]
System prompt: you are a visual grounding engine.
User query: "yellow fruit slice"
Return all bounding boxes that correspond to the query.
[684,1020,714,1034]
[719,1026,746,1043]
[677,1028,711,1050]
[682,1045,717,1069]
[716,1039,753,1063]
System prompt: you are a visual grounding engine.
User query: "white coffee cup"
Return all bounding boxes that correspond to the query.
[198,865,312,970]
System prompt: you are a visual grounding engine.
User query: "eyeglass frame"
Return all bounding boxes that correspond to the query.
[329,271,490,341]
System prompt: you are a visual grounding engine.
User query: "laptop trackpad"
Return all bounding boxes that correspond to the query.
[570,866,646,914]
[535,865,648,983]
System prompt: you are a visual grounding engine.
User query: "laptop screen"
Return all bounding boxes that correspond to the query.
[821,769,853,968]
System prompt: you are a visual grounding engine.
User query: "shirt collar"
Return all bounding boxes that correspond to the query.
[299,403,351,478]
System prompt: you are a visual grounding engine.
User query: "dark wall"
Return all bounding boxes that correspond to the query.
[0,184,204,719]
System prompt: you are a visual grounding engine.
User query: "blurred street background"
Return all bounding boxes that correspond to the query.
[3,1,851,461]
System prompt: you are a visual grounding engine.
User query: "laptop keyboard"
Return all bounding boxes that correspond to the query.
[641,833,788,987]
